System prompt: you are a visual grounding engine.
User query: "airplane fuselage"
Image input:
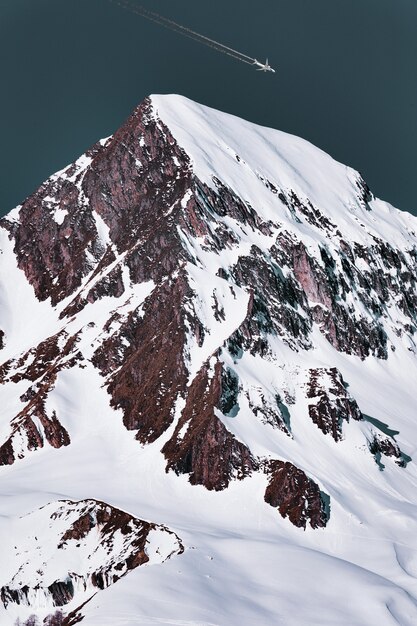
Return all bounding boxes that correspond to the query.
[253,58,275,73]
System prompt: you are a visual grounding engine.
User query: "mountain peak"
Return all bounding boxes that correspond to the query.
[0,95,417,625]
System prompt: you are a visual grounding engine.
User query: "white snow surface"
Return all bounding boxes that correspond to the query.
[151,94,417,251]
[0,94,417,625]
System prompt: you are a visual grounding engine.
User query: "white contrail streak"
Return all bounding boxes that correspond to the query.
[110,0,257,66]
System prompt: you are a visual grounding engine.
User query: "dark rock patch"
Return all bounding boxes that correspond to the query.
[163,360,257,490]
[307,368,363,441]
[92,273,190,444]
[264,460,330,529]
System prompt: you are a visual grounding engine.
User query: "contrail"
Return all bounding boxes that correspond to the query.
[109,0,261,67]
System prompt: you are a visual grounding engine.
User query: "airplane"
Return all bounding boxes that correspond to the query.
[252,58,276,73]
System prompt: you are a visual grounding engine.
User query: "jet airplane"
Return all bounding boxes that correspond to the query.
[253,58,276,73]
[111,1,276,75]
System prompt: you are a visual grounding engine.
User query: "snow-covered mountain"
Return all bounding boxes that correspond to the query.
[1,94,417,625]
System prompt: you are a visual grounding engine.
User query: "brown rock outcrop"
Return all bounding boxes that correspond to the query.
[0,330,81,464]
[228,246,312,354]
[0,399,70,466]
[92,273,190,444]
[2,98,193,311]
[163,360,257,490]
[264,460,330,529]
[369,434,408,469]
[306,367,363,441]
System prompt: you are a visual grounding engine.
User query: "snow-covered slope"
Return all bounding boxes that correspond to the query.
[0,94,417,625]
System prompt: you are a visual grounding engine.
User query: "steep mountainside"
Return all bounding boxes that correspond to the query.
[1,95,417,625]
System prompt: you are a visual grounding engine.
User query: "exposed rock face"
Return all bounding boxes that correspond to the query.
[228,247,312,355]
[0,330,81,464]
[194,189,415,362]
[0,499,183,610]
[264,460,330,529]
[4,99,193,309]
[0,402,70,467]
[81,101,193,287]
[0,330,80,386]
[92,273,190,444]
[306,367,363,441]
[368,433,408,469]
[163,360,257,490]
[280,236,389,359]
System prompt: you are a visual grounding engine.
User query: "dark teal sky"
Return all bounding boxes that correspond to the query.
[1,0,416,216]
